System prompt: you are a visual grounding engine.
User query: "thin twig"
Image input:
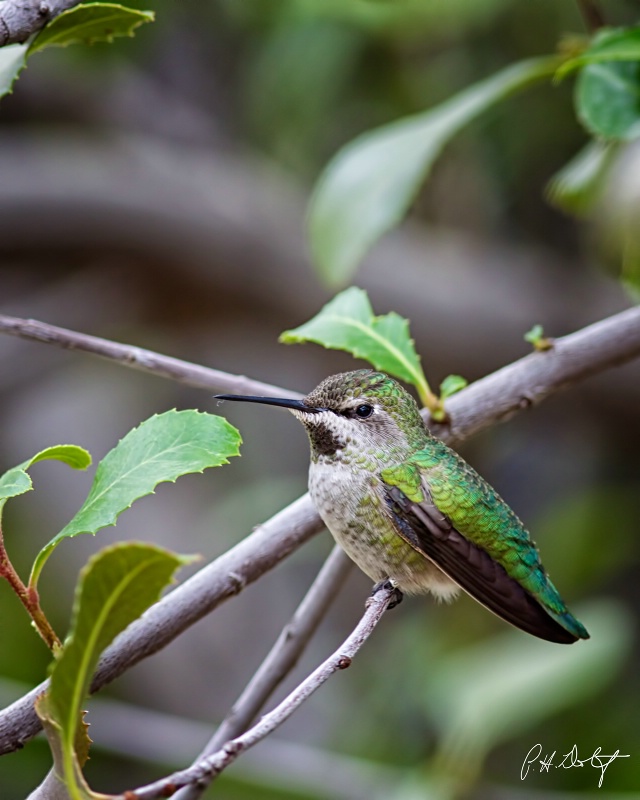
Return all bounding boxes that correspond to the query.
[0,0,82,46]
[1,306,639,755]
[0,315,299,398]
[124,583,395,800]
[174,546,353,800]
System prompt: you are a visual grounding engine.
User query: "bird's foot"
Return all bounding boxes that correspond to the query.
[371,579,403,610]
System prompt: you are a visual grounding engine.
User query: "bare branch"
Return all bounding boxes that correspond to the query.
[174,546,353,800]
[0,306,639,754]
[427,306,640,441]
[0,0,81,46]
[125,583,396,800]
[0,315,299,398]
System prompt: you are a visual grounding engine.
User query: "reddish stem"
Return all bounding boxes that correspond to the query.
[0,527,61,651]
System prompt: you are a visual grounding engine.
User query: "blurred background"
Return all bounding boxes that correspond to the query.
[0,0,639,797]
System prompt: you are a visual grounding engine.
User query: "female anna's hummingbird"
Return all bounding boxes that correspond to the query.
[217,369,589,644]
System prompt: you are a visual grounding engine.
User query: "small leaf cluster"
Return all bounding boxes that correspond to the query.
[305,21,640,293]
[0,410,241,797]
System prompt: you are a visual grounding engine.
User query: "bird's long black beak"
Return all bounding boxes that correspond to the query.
[215,395,325,413]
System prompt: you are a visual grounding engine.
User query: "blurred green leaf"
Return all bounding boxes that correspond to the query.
[0,445,91,516]
[233,0,518,39]
[29,3,154,55]
[439,375,467,401]
[557,26,640,79]
[245,20,363,174]
[36,542,186,798]
[535,486,639,593]
[425,600,632,765]
[576,33,640,141]
[29,410,241,588]
[308,56,560,285]
[547,139,618,216]
[280,287,433,405]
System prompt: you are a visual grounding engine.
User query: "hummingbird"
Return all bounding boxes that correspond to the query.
[216,369,589,644]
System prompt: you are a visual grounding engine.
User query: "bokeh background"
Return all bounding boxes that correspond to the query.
[0,1,639,797]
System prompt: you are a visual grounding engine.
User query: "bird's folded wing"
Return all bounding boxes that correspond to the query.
[384,483,578,643]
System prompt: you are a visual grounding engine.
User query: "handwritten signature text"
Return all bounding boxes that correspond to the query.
[521,743,630,788]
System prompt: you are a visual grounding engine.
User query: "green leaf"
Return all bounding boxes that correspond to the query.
[280,287,433,405]
[0,445,91,515]
[523,323,553,351]
[308,56,561,285]
[546,139,618,216]
[0,43,29,99]
[575,31,640,141]
[0,4,154,100]
[439,375,467,400]
[425,600,632,765]
[28,3,155,55]
[36,542,187,798]
[30,411,241,588]
[557,26,640,80]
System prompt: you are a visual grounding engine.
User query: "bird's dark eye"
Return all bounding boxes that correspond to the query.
[354,403,373,419]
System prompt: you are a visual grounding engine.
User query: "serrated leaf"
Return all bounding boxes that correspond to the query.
[308,56,561,285]
[0,4,153,101]
[37,542,186,798]
[0,445,91,515]
[425,601,632,762]
[546,139,618,216]
[30,411,241,588]
[0,43,29,99]
[439,374,467,400]
[557,26,640,80]
[280,287,433,405]
[575,31,640,141]
[28,3,154,55]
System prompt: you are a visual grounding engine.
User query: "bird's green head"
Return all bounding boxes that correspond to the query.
[217,370,427,461]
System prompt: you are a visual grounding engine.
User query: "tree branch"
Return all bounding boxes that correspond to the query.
[426,306,640,441]
[125,583,396,800]
[0,0,81,46]
[174,545,353,800]
[0,306,639,755]
[0,315,299,398]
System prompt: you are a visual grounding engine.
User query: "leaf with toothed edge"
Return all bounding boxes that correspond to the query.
[28,3,154,54]
[0,3,154,100]
[36,542,189,798]
[0,445,91,517]
[29,410,241,589]
[280,287,433,406]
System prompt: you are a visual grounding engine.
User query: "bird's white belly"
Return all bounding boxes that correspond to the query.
[308,460,459,599]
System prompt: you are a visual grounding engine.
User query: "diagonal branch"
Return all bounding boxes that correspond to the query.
[0,315,299,398]
[0,306,639,755]
[0,494,325,755]
[174,545,353,800]
[125,582,396,800]
[0,0,81,46]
